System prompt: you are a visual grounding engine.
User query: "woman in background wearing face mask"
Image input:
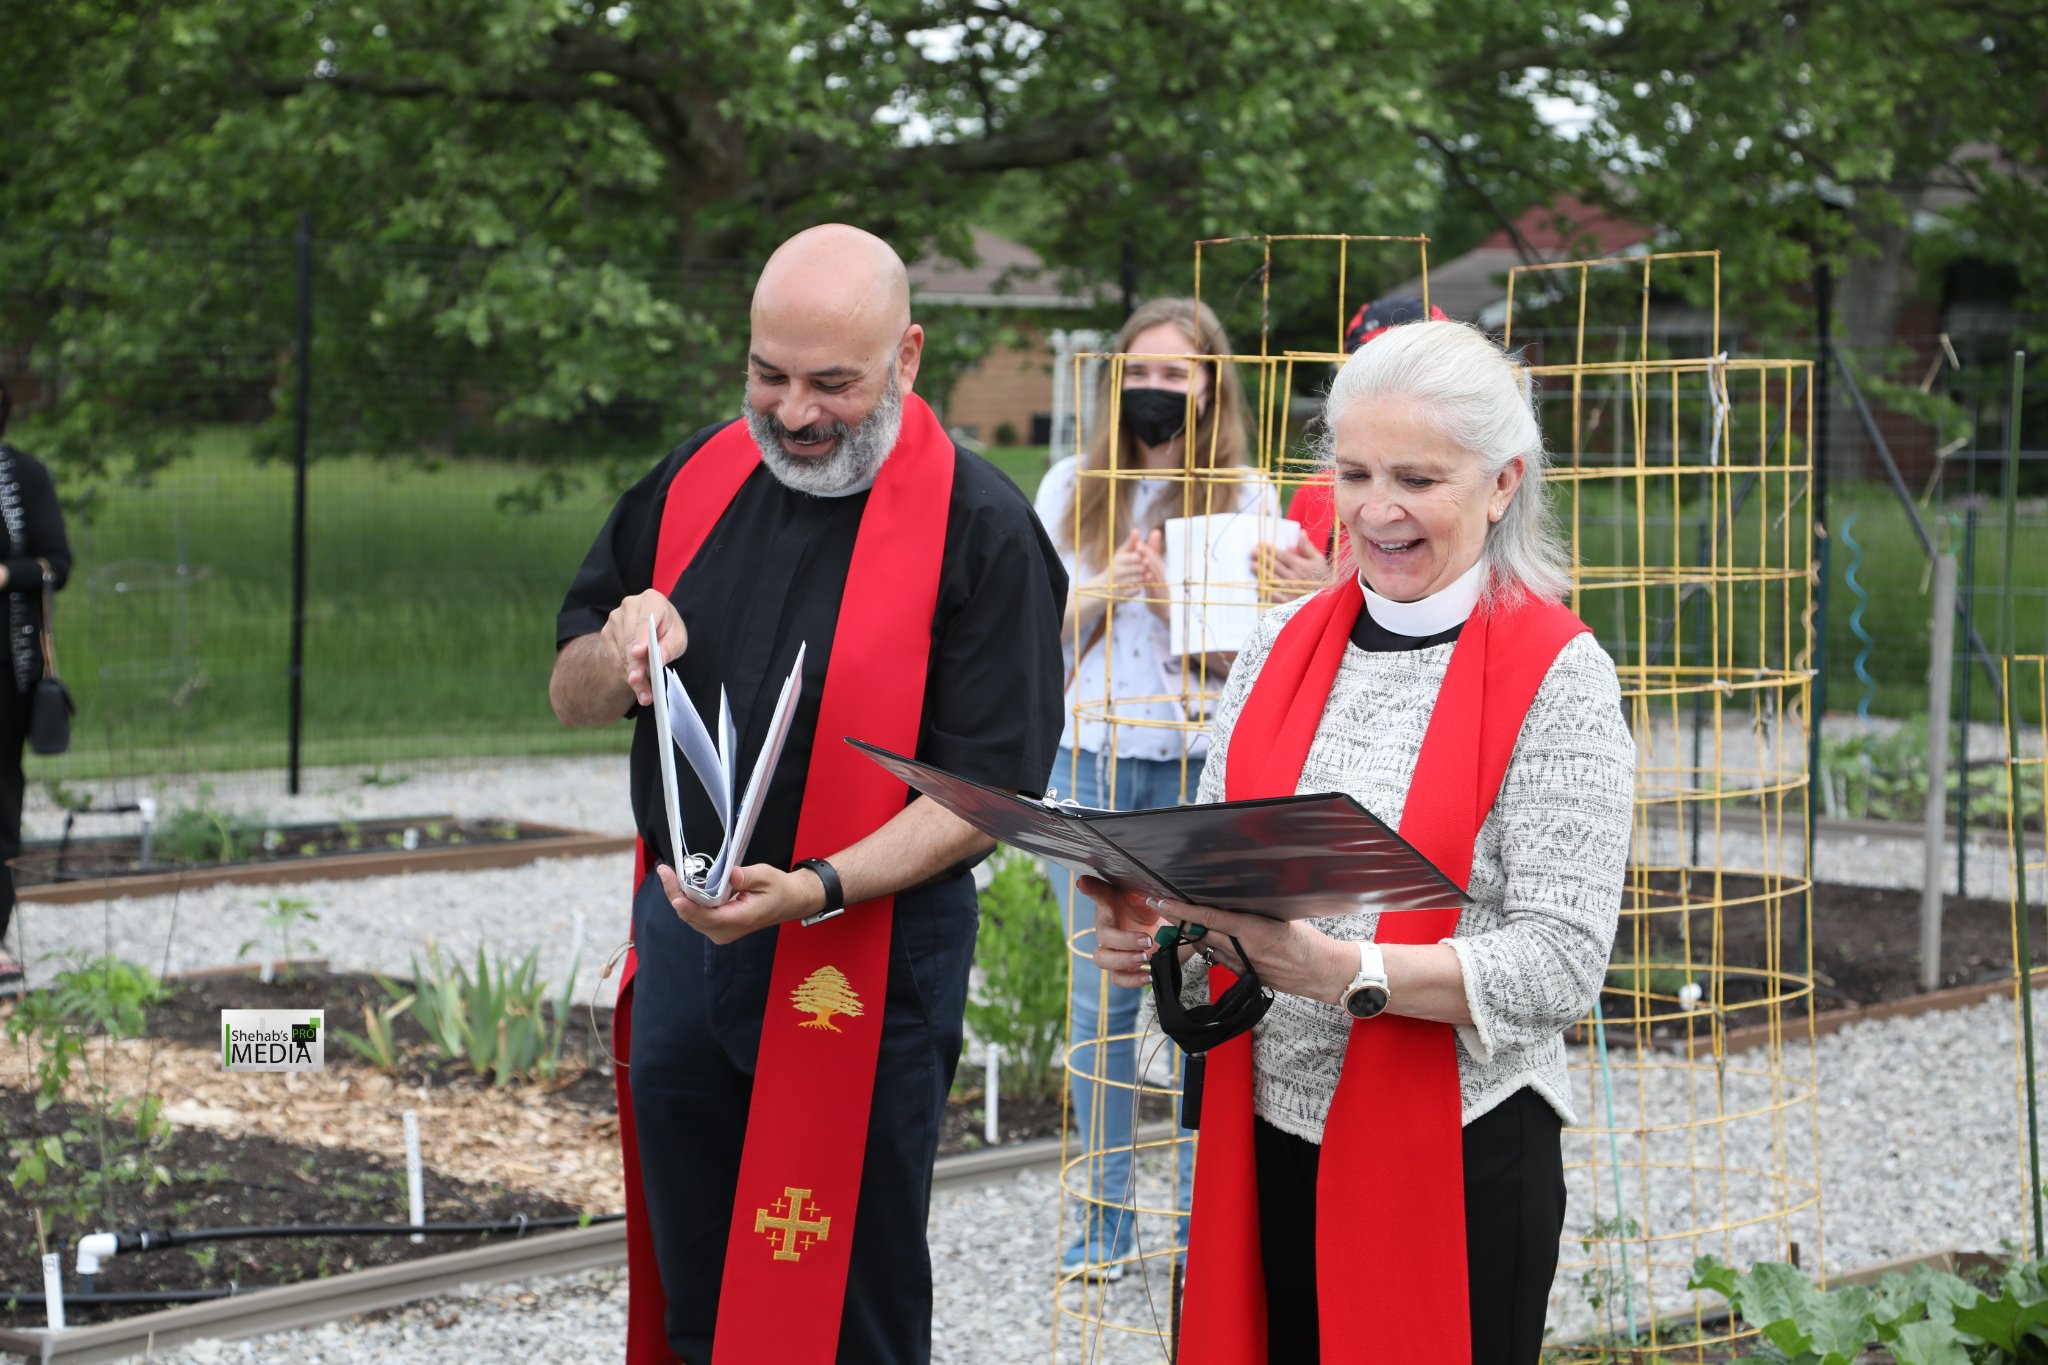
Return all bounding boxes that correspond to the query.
[1030,297,1279,1280]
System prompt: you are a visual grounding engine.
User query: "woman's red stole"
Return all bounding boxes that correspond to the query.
[1182,576,1587,1364]
[611,396,955,1364]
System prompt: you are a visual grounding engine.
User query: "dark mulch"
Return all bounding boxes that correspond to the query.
[1595,873,2032,1038]
[143,968,621,1112]
[1803,878,2031,1007]
[0,1089,591,1330]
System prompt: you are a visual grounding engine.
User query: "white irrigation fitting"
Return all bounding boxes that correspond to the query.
[138,796,159,867]
[73,1232,119,1280]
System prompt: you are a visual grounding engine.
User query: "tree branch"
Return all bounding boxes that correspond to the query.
[749,116,1110,213]
[249,71,616,108]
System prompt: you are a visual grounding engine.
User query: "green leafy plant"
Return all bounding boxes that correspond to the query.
[3,955,174,1228]
[963,851,1067,1101]
[237,895,320,978]
[1690,1252,2048,1364]
[41,778,94,813]
[154,788,264,864]
[404,943,581,1086]
[1605,960,1696,1001]
[333,983,417,1073]
[1816,722,2044,831]
[1573,1214,1643,1325]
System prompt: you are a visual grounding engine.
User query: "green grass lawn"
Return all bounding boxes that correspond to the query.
[30,429,2041,781]
[46,430,635,778]
[979,445,1053,494]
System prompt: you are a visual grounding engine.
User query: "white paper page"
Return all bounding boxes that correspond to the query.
[716,689,737,828]
[664,668,732,841]
[647,618,690,875]
[708,642,809,903]
[1164,512,1301,655]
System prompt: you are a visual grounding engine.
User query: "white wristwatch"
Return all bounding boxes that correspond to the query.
[1339,941,1390,1019]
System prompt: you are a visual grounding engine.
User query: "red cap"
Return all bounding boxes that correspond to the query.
[1344,296,1451,352]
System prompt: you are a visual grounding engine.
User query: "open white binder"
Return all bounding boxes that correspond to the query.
[648,618,806,906]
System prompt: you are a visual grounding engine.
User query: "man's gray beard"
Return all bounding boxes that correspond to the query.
[745,371,903,496]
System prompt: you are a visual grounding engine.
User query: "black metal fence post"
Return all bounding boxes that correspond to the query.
[287,212,312,795]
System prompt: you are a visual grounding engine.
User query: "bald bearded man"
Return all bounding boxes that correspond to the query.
[552,225,1067,1364]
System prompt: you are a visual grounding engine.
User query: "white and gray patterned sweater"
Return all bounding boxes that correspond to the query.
[1183,596,1635,1142]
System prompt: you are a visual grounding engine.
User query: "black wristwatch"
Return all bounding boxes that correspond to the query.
[794,858,846,926]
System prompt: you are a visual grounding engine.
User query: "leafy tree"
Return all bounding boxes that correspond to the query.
[1,0,2039,487]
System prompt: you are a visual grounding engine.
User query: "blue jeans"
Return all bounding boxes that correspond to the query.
[1047,745,1201,1265]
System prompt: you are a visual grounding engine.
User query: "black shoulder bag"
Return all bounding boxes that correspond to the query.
[30,560,73,756]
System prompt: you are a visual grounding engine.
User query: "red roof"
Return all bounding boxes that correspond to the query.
[1478,195,1653,255]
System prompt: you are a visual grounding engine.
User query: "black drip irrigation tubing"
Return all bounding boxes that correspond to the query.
[102,1212,621,1253]
[6,1287,242,1308]
[7,1212,625,1308]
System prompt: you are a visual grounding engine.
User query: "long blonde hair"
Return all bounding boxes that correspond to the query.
[1061,298,1251,572]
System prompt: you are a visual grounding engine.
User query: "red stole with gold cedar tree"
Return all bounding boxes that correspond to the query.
[611,394,955,1364]
[1180,575,1587,1364]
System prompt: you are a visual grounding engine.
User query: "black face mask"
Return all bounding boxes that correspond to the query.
[1120,387,1200,449]
[1149,930,1272,1130]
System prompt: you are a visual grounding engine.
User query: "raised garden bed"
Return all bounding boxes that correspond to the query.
[13,817,633,904]
[1590,872,2034,1047]
[0,965,1072,1328]
[0,1085,592,1330]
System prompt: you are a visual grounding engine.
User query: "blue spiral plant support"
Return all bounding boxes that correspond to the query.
[1839,513,1877,723]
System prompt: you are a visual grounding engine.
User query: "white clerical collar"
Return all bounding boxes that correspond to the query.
[813,470,878,498]
[1359,558,1486,636]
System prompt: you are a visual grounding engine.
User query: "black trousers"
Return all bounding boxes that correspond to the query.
[0,688,26,947]
[1253,1087,1566,1365]
[626,867,978,1365]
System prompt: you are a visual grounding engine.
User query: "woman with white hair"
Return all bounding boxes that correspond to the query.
[1080,320,1634,1363]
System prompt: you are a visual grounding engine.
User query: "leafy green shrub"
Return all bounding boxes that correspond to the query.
[153,791,265,863]
[964,851,1066,1100]
[1691,1252,2048,1364]
[3,955,173,1228]
[404,943,581,1087]
[1818,721,2044,829]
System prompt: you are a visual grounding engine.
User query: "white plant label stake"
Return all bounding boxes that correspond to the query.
[42,1252,65,1331]
[985,1044,1001,1147]
[403,1109,425,1243]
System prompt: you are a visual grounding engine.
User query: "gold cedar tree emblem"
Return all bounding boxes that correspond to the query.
[755,1186,830,1263]
[790,965,864,1032]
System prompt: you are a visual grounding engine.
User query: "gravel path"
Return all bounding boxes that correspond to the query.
[20,754,636,843]
[95,986,2044,1363]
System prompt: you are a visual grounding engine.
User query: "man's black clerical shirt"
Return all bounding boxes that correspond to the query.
[556,420,1069,874]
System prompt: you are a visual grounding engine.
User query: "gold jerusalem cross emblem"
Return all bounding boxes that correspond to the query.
[790,964,864,1032]
[755,1186,830,1263]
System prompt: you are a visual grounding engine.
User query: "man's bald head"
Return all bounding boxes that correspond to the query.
[752,224,911,342]
[744,225,925,493]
